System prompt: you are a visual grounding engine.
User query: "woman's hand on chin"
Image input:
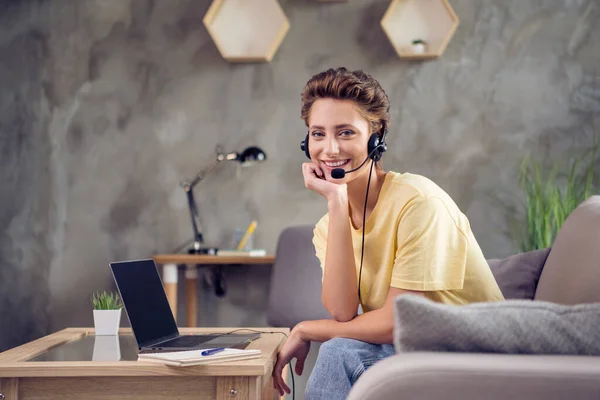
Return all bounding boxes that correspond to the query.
[302,162,347,201]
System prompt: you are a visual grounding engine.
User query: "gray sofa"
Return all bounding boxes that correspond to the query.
[267,196,600,400]
[348,195,600,400]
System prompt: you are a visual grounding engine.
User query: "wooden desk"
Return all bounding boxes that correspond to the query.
[0,327,288,400]
[152,254,276,327]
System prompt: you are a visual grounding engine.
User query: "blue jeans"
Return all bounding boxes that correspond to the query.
[305,338,396,400]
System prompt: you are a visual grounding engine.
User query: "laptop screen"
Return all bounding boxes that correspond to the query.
[110,259,179,347]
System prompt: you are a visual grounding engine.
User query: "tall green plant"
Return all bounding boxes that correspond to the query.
[518,140,598,252]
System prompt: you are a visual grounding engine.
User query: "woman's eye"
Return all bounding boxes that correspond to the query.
[340,130,354,136]
[311,131,324,137]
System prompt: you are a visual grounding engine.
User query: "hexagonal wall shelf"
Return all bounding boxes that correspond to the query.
[203,0,290,63]
[381,0,459,60]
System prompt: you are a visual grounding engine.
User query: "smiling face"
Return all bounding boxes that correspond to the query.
[307,98,372,182]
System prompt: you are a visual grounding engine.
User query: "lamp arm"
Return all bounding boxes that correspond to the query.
[180,149,228,248]
[184,186,203,244]
[183,156,223,190]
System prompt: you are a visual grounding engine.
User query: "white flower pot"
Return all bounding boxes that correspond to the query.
[411,43,426,54]
[93,309,122,335]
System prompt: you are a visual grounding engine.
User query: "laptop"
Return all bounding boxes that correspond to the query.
[110,259,259,353]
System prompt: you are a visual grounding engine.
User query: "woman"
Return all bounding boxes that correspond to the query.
[272,68,504,399]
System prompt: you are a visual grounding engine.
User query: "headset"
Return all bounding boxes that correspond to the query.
[300,124,388,305]
[300,126,388,174]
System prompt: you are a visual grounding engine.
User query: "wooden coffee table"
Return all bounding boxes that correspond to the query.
[0,327,289,400]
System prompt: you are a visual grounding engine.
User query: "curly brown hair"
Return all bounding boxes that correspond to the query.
[300,67,390,136]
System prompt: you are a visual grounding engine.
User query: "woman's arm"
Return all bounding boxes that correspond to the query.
[300,161,361,322]
[298,287,424,344]
[321,191,360,322]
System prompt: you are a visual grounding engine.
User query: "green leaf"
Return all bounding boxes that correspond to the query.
[517,138,598,252]
[91,291,122,310]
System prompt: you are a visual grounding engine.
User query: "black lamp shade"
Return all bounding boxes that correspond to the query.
[238,146,267,165]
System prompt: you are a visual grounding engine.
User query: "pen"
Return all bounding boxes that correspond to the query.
[237,220,257,251]
[201,347,225,356]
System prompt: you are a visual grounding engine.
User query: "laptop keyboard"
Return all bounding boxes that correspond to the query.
[158,335,220,347]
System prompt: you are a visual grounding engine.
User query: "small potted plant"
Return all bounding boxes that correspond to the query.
[411,39,427,54]
[91,291,123,335]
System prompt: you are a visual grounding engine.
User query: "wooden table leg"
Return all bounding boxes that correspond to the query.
[260,375,279,400]
[0,378,19,400]
[162,263,178,322]
[185,265,198,327]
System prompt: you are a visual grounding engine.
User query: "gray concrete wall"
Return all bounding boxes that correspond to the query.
[1,0,599,353]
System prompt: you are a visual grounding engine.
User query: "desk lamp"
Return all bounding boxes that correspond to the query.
[180,145,267,255]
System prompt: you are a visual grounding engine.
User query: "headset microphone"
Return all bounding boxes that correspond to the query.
[331,145,383,179]
[330,168,346,179]
[331,155,368,179]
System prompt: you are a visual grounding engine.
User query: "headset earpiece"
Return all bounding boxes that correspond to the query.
[300,134,311,160]
[368,128,388,162]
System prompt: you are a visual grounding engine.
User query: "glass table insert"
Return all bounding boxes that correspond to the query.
[28,333,139,362]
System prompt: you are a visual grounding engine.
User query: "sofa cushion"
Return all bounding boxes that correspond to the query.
[487,248,550,300]
[394,295,600,355]
[535,195,600,304]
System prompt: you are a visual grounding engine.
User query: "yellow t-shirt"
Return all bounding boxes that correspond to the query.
[313,171,505,312]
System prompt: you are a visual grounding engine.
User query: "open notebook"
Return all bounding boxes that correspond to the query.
[137,348,262,367]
